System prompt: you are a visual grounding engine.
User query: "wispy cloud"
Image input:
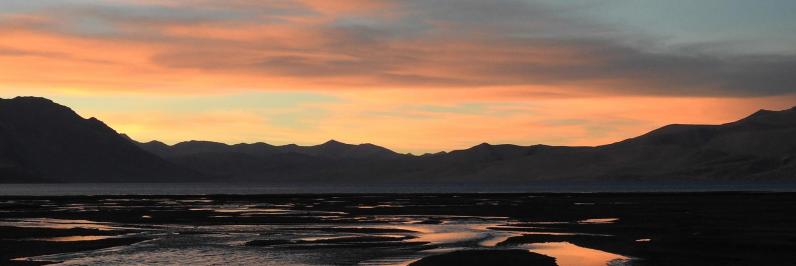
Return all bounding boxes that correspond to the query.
[2,0,795,96]
[1,0,795,152]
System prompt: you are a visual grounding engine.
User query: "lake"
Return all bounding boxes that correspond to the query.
[2,182,794,196]
[2,192,795,265]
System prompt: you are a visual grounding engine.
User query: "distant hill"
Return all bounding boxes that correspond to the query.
[141,139,403,160]
[1,96,794,184]
[133,139,411,182]
[0,97,198,182]
[440,107,796,183]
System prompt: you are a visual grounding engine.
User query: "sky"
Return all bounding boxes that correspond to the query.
[1,0,795,153]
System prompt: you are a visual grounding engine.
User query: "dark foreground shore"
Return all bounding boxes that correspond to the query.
[1,192,795,265]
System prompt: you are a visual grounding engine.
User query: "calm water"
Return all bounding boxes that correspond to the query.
[1,194,633,265]
[0,183,531,196]
[4,192,795,265]
[1,182,792,196]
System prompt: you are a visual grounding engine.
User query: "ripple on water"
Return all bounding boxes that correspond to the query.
[0,218,117,230]
[33,235,115,242]
[2,201,633,266]
[578,218,619,224]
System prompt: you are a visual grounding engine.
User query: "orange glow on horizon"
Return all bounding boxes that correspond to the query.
[1,0,794,153]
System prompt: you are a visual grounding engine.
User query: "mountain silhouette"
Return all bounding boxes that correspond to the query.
[1,96,794,184]
[0,97,198,182]
[131,138,409,182]
[145,139,403,160]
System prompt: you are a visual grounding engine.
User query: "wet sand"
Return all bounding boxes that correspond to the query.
[0,193,794,265]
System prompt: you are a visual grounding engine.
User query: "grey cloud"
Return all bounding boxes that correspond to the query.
[0,47,63,57]
[4,0,794,96]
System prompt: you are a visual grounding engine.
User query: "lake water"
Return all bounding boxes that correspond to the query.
[2,182,792,196]
[1,194,634,265]
[3,191,794,265]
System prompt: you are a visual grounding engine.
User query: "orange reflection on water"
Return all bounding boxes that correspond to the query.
[526,242,629,266]
[578,218,619,224]
[0,218,115,230]
[415,231,484,243]
[392,224,491,245]
[39,235,113,242]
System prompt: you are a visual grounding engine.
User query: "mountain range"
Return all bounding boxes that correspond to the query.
[1,96,794,185]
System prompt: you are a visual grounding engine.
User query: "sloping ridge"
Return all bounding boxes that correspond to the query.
[0,97,198,182]
[395,107,796,183]
[515,107,796,181]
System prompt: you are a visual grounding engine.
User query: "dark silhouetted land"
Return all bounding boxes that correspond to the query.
[1,96,794,187]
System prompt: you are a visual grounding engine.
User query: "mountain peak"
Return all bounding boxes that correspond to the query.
[173,140,230,148]
[735,106,796,126]
[466,143,493,151]
[0,97,197,182]
[749,108,775,117]
[9,96,54,103]
[321,139,346,146]
[1,96,76,116]
[144,140,168,146]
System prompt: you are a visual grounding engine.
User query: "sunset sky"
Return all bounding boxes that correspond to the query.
[1,0,795,153]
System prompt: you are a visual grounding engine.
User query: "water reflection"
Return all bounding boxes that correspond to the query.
[37,235,114,242]
[578,218,619,224]
[0,218,116,230]
[1,197,637,266]
[525,242,630,266]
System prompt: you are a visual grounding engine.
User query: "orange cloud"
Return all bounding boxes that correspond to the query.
[2,0,794,96]
[299,0,397,14]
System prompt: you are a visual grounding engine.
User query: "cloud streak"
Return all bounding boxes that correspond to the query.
[1,0,794,96]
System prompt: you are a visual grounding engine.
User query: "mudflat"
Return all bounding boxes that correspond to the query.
[1,193,794,265]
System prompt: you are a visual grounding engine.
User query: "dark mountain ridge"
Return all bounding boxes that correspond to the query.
[0,97,198,182]
[1,96,794,184]
[140,139,403,159]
